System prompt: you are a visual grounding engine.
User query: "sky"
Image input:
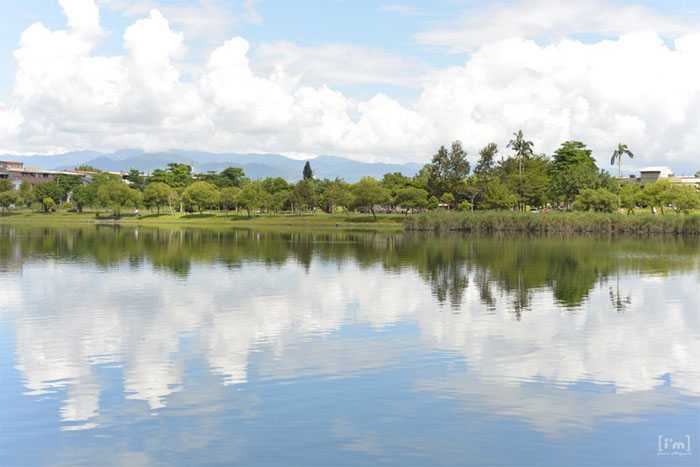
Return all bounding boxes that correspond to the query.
[1,0,700,173]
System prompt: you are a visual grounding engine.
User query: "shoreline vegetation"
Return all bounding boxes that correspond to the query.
[2,132,699,235]
[3,210,700,235]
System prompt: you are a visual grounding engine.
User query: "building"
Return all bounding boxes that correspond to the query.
[622,166,700,188]
[0,160,86,189]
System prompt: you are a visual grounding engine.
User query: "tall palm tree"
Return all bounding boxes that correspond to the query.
[610,143,634,178]
[507,130,534,211]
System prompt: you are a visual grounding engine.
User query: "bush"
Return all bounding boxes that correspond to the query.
[403,210,700,235]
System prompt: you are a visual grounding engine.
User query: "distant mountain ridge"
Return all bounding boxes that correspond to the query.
[1,150,422,182]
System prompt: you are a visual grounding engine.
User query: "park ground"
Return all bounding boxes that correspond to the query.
[0,210,406,232]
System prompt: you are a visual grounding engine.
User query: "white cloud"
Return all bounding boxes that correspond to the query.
[417,0,698,53]
[381,4,421,16]
[243,0,262,25]
[3,0,700,170]
[100,0,238,42]
[253,41,428,89]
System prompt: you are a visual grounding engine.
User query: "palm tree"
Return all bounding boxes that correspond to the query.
[507,130,534,211]
[610,143,634,178]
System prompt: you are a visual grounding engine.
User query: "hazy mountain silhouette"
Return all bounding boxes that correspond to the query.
[2,150,421,182]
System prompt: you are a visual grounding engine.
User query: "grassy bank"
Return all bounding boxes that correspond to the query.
[404,210,700,235]
[0,210,405,232]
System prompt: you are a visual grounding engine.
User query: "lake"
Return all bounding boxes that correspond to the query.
[0,225,698,466]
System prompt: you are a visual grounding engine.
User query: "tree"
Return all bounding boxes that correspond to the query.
[270,190,289,213]
[55,175,83,201]
[440,192,455,209]
[220,167,246,187]
[640,180,673,214]
[669,185,700,214]
[507,130,534,179]
[293,179,317,212]
[220,187,242,211]
[619,182,641,215]
[426,141,470,198]
[126,169,146,191]
[474,143,498,176]
[352,177,390,219]
[97,181,142,217]
[41,197,56,213]
[320,179,352,213]
[500,154,550,210]
[549,141,599,206]
[0,191,19,215]
[34,182,65,209]
[572,188,619,212]
[18,181,33,207]
[303,161,314,180]
[0,179,13,192]
[150,163,193,189]
[72,184,97,213]
[182,181,220,213]
[237,182,266,216]
[395,186,429,214]
[481,179,518,210]
[610,143,634,178]
[143,182,175,214]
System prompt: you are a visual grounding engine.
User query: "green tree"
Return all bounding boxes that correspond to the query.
[293,179,317,212]
[549,141,599,206]
[126,169,146,191]
[143,182,175,214]
[507,130,534,179]
[303,161,314,180]
[320,179,351,213]
[425,141,470,198]
[72,184,97,213]
[352,177,390,219]
[619,182,641,215]
[572,188,619,212]
[0,179,13,192]
[395,186,429,214]
[18,181,33,207]
[34,182,65,210]
[55,175,83,201]
[440,192,455,209]
[669,185,700,214]
[220,187,242,211]
[0,191,19,214]
[237,182,266,216]
[41,197,56,213]
[500,154,550,210]
[97,181,142,217]
[182,181,220,213]
[481,179,518,210]
[610,143,634,177]
[220,167,246,187]
[474,143,498,177]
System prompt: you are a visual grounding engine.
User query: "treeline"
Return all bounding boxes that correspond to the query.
[1,131,699,217]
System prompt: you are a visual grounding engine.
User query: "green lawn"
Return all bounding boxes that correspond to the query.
[0,210,406,232]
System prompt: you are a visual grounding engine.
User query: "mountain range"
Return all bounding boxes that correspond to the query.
[1,150,422,182]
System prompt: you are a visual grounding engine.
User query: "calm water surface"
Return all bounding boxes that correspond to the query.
[0,226,699,466]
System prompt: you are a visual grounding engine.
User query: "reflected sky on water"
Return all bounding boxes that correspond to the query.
[0,226,699,466]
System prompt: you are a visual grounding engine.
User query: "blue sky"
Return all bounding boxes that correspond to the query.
[1,0,700,171]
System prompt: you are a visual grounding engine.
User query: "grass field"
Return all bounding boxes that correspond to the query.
[0,210,406,232]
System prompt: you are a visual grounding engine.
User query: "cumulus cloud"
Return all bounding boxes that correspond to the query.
[416,0,698,53]
[2,0,700,170]
[253,41,428,89]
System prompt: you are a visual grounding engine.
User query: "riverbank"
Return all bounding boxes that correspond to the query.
[0,211,405,232]
[4,210,700,235]
[404,210,700,235]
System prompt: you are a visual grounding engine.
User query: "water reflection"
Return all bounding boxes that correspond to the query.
[0,226,699,463]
